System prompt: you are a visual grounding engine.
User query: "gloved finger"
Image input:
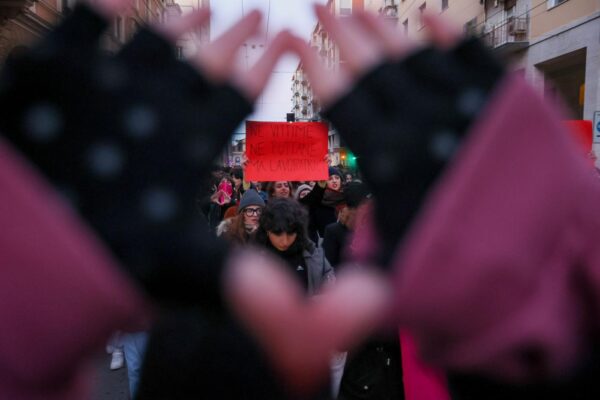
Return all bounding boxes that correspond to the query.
[422,12,462,49]
[153,8,211,43]
[286,35,350,109]
[234,30,294,101]
[353,10,415,59]
[193,10,262,82]
[314,4,383,77]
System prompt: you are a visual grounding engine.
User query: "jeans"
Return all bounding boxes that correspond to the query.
[122,331,148,399]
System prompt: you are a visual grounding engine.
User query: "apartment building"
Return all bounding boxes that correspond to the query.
[107,0,182,52]
[173,0,210,58]
[369,0,598,120]
[0,0,186,60]
[521,0,599,123]
[293,0,600,165]
[0,0,64,60]
[473,0,598,123]
[366,0,484,38]
[291,0,367,167]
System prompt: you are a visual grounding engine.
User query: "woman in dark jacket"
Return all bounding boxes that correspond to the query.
[256,198,334,295]
[300,167,346,244]
[322,181,370,269]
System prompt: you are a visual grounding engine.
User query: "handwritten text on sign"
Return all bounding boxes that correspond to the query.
[245,121,329,181]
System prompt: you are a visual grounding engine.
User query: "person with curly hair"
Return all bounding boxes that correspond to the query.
[256,198,334,295]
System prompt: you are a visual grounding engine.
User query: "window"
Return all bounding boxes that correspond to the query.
[441,0,448,11]
[340,0,352,15]
[418,3,426,28]
[547,0,568,8]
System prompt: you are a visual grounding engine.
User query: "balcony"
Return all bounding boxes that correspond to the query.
[378,4,398,23]
[482,16,529,55]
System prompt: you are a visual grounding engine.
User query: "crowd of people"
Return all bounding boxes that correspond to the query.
[201,165,382,399]
[109,160,391,398]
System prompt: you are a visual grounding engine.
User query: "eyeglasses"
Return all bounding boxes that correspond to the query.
[243,207,262,216]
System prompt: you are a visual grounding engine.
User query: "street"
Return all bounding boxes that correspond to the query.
[91,354,129,400]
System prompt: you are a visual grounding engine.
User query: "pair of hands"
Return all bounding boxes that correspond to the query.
[69,0,470,393]
[84,0,466,392]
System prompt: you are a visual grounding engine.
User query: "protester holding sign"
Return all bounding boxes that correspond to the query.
[245,121,329,183]
[265,180,293,200]
[299,167,346,244]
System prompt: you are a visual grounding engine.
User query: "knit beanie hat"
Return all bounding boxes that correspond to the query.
[344,182,370,208]
[328,167,343,180]
[294,184,313,199]
[238,189,265,212]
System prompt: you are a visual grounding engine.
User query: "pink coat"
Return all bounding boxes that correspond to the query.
[393,73,600,381]
[352,73,600,397]
[0,141,150,399]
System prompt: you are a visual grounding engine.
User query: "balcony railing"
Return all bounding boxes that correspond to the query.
[379,5,398,18]
[481,16,529,53]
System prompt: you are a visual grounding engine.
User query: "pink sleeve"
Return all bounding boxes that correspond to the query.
[0,139,151,399]
[401,332,451,400]
[392,73,599,380]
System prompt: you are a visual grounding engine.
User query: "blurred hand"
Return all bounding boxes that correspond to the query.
[225,251,392,394]
[155,6,297,102]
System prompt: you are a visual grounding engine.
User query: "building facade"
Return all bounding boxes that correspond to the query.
[368,0,600,157]
[0,0,188,60]
[173,0,210,58]
[291,0,366,168]
[293,0,600,167]
[104,0,183,52]
[0,0,64,60]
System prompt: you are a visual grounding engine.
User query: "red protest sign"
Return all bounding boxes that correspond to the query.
[245,121,329,181]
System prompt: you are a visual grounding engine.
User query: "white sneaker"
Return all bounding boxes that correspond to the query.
[110,349,125,370]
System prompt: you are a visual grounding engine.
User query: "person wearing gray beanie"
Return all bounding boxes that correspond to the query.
[295,184,313,200]
[217,190,265,244]
[238,189,265,212]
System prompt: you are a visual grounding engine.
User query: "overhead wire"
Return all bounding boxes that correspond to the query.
[265,0,271,43]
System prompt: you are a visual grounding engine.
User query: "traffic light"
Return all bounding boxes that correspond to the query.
[347,150,357,169]
[339,149,347,166]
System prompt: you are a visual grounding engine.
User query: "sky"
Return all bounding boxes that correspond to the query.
[208,0,329,134]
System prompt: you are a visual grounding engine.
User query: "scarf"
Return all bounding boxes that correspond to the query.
[321,188,345,207]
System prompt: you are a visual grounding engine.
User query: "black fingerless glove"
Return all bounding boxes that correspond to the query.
[0,4,251,311]
[322,39,504,267]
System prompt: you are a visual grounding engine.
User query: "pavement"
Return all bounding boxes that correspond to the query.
[91,354,130,400]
